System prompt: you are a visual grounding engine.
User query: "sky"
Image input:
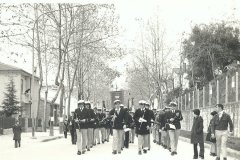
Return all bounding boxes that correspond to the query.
[0,0,239,89]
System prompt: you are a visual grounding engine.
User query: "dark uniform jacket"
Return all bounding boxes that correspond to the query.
[165,109,183,130]
[190,116,204,144]
[99,113,106,128]
[109,108,127,130]
[158,111,166,130]
[13,124,22,140]
[74,107,89,129]
[68,116,76,132]
[133,108,151,135]
[87,108,96,128]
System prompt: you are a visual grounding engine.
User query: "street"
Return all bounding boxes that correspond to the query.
[1,132,237,160]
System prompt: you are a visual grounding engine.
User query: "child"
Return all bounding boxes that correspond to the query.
[191,109,204,159]
[13,120,22,148]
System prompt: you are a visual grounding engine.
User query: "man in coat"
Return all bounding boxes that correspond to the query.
[133,100,151,155]
[191,109,204,159]
[109,100,128,154]
[161,106,171,150]
[166,102,183,156]
[104,109,112,142]
[13,119,22,148]
[74,100,89,155]
[211,104,234,160]
[99,108,106,144]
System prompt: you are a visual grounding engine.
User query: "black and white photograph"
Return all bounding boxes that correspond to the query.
[0,0,240,160]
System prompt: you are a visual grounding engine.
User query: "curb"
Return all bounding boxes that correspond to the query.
[180,136,240,159]
[41,136,63,142]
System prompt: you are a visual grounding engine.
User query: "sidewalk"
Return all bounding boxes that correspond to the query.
[180,136,240,159]
[0,127,63,153]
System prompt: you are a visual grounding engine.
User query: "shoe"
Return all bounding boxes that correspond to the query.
[193,156,198,159]
[90,146,93,148]
[215,157,220,160]
[118,151,121,154]
[138,151,142,155]
[82,151,85,154]
[212,153,217,157]
[171,152,175,156]
[153,140,156,143]
[199,155,204,159]
[148,148,150,151]
[223,158,227,160]
[112,150,117,154]
[143,149,147,154]
[97,142,100,144]
[87,148,90,151]
[121,148,123,151]
[77,151,81,155]
[174,151,177,155]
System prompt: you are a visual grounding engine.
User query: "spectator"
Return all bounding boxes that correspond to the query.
[211,104,234,160]
[191,109,204,159]
[13,119,22,148]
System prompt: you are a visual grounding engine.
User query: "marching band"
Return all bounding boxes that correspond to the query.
[68,99,183,157]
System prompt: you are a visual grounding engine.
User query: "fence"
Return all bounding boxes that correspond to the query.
[0,117,42,135]
[177,68,240,138]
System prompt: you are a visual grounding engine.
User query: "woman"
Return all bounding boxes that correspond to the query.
[191,109,204,159]
[208,111,217,157]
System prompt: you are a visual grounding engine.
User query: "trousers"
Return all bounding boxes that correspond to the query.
[87,128,94,148]
[169,129,180,152]
[138,134,148,151]
[112,129,123,152]
[215,130,228,158]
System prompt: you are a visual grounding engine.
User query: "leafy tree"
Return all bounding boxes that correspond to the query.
[182,22,240,87]
[2,79,19,117]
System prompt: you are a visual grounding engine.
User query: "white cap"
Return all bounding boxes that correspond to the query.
[78,100,85,104]
[139,100,145,104]
[85,101,91,104]
[114,99,121,104]
[120,104,124,107]
[169,101,177,107]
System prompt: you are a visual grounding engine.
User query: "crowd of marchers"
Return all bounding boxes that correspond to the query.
[11,99,234,160]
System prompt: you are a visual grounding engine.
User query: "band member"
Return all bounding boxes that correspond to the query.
[104,109,112,142]
[109,100,128,154]
[85,101,95,151]
[74,100,89,155]
[134,100,151,155]
[93,107,100,145]
[144,101,154,151]
[166,102,183,156]
[123,106,133,148]
[99,108,106,143]
[129,111,135,143]
[161,106,171,150]
[68,111,77,145]
[154,109,160,145]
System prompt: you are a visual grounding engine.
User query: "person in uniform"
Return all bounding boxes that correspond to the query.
[68,111,77,145]
[166,101,183,156]
[74,100,89,155]
[133,100,151,155]
[98,108,106,143]
[123,106,132,149]
[104,109,112,142]
[109,100,128,154]
[154,109,160,145]
[85,101,95,151]
[145,101,155,151]
[161,106,171,150]
[129,111,135,144]
[93,107,100,145]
